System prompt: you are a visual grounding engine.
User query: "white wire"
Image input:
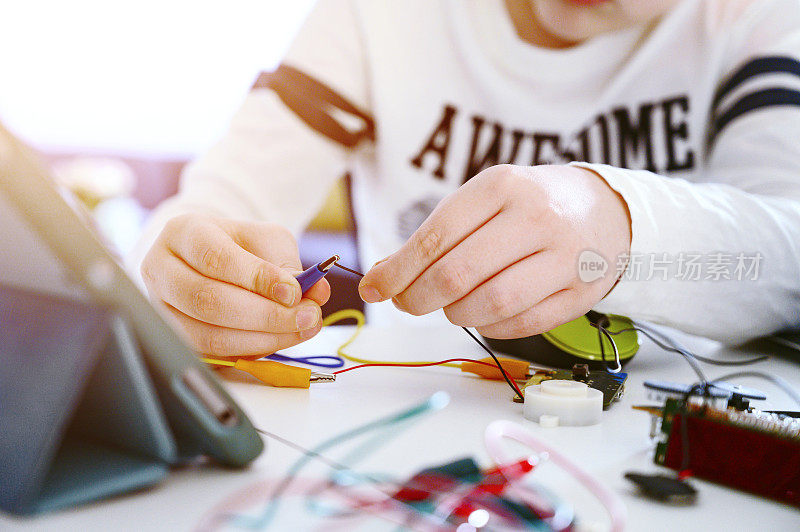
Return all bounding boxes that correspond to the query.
[599,327,622,373]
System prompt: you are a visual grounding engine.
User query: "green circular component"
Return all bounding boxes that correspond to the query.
[482,313,641,369]
[542,314,639,362]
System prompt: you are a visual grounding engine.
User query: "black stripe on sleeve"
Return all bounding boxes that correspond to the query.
[712,55,800,111]
[711,87,800,142]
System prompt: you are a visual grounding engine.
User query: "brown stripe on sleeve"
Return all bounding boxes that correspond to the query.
[253,64,375,149]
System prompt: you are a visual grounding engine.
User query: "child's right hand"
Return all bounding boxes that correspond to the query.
[140,213,328,357]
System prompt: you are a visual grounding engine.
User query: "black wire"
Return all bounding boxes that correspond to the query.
[599,326,622,373]
[333,262,524,401]
[679,402,691,476]
[597,324,610,372]
[337,260,761,393]
[588,317,621,374]
[331,262,365,278]
[461,326,524,401]
[675,382,710,478]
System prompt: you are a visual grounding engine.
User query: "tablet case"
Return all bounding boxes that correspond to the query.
[0,285,177,514]
[0,122,264,515]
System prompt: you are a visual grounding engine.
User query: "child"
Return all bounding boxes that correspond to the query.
[133,0,800,358]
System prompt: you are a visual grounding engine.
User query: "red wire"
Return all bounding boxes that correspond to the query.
[333,358,498,375]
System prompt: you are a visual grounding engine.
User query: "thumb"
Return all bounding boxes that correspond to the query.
[231,221,331,306]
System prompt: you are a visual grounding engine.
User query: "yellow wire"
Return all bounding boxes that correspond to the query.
[202,357,235,367]
[202,308,460,369]
[321,308,460,368]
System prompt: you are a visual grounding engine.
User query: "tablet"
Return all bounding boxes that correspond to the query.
[0,122,263,467]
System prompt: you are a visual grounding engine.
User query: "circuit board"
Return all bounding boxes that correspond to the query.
[655,398,800,507]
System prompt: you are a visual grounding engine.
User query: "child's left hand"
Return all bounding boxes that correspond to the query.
[358,164,632,339]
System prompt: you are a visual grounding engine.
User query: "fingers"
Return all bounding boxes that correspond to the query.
[165,218,302,308]
[475,288,586,339]
[391,209,547,316]
[359,168,511,303]
[146,248,322,333]
[442,250,573,327]
[155,301,322,357]
[141,215,336,357]
[229,220,302,271]
[230,220,332,306]
[299,278,332,307]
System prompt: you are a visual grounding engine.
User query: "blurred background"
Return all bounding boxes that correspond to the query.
[0,0,314,158]
[0,0,361,313]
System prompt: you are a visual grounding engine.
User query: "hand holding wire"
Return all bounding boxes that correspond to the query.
[356,164,631,340]
[203,305,534,394]
[141,214,330,357]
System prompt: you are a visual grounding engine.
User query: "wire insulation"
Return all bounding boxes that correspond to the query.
[331,263,525,399]
[334,358,499,375]
[234,393,450,529]
[264,353,345,368]
[321,309,460,368]
[485,420,627,532]
[461,326,525,400]
[201,357,234,367]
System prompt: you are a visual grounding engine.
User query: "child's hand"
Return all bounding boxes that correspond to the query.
[358,164,631,339]
[141,214,329,356]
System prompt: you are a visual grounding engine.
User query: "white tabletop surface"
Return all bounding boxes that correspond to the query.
[3,323,799,531]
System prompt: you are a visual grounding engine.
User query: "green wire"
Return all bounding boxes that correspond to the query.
[232,392,450,529]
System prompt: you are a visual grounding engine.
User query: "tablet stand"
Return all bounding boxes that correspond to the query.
[0,284,177,514]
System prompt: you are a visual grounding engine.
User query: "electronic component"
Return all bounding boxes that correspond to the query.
[642,380,728,408]
[515,367,627,409]
[765,410,800,418]
[484,313,640,369]
[644,379,766,401]
[523,380,603,426]
[651,398,800,507]
[624,473,697,505]
[643,380,769,413]
[707,381,767,400]
[572,363,590,382]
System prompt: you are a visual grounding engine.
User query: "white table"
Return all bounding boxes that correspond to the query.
[3,323,799,531]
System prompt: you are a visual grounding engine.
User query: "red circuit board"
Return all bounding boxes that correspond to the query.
[655,400,800,507]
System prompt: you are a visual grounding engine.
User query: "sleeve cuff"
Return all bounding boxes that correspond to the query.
[567,162,663,314]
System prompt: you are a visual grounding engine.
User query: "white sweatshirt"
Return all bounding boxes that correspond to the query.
[131,0,800,344]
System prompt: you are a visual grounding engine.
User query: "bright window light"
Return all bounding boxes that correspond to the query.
[0,0,315,156]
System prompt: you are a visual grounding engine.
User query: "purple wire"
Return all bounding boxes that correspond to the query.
[264,353,345,368]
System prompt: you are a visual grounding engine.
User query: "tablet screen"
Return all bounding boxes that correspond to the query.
[0,187,90,302]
